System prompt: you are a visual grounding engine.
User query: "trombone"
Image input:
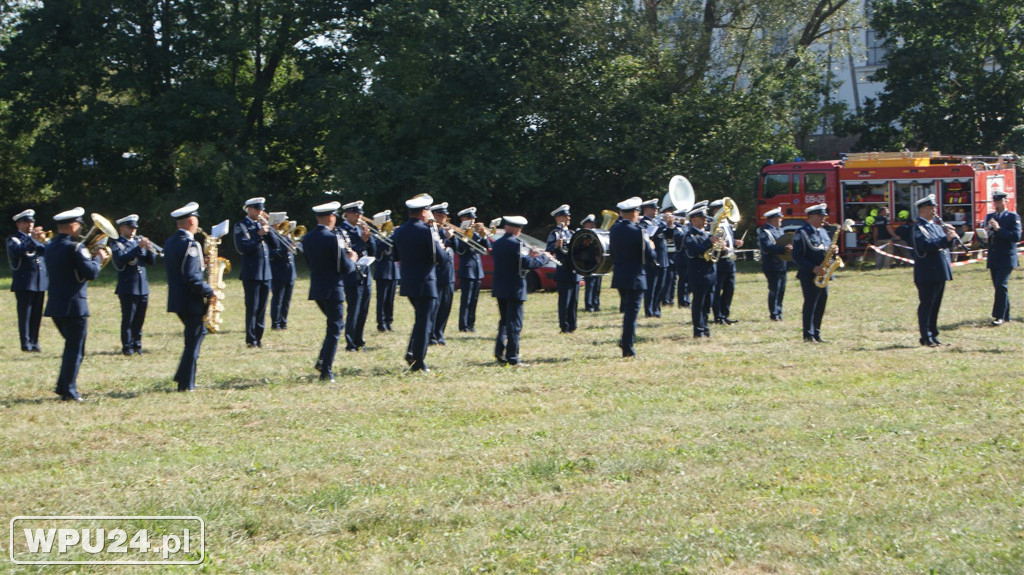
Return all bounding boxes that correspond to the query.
[440,221,489,254]
[359,215,394,248]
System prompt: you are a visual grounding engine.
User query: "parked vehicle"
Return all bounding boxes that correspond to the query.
[453,231,560,292]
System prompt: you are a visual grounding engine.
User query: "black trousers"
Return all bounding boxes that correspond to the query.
[316,299,344,377]
[344,282,371,350]
[405,296,436,363]
[459,279,481,330]
[675,264,690,306]
[690,278,713,336]
[242,280,270,345]
[15,290,44,351]
[52,316,87,399]
[376,279,396,329]
[713,260,736,320]
[118,293,148,351]
[618,288,643,356]
[270,278,293,328]
[556,281,579,332]
[432,283,454,344]
[764,270,787,320]
[662,267,677,304]
[495,298,525,364]
[990,267,1012,321]
[174,313,206,391]
[643,265,665,317]
[916,281,946,340]
[583,276,602,311]
[799,277,828,338]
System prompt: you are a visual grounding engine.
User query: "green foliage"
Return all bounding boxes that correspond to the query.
[849,0,1024,153]
[0,0,858,225]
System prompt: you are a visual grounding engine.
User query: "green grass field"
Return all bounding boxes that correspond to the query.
[1,261,1022,573]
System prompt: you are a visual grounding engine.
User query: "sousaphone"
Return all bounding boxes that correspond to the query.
[664,175,696,214]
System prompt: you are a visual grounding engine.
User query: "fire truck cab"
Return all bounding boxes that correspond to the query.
[756,152,1018,253]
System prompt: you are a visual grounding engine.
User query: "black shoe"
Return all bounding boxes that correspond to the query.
[713,318,725,325]
[378,326,388,332]
[804,336,818,343]
[931,337,949,346]
[410,361,430,373]
[992,318,1005,326]
[723,318,738,325]
[256,341,263,348]
[813,335,827,343]
[920,337,938,347]
[61,395,84,402]
[467,327,475,332]
[247,342,256,348]
[31,346,41,353]
[770,316,782,321]
[122,348,134,356]
[134,348,143,356]
[622,351,636,358]
[320,371,336,383]
[346,347,359,352]
[495,355,508,365]
[386,325,393,331]
[315,359,323,372]
[405,353,416,366]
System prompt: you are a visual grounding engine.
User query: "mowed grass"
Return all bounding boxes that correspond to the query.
[1,260,1022,573]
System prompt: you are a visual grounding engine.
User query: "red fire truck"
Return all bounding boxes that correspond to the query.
[755,151,1018,252]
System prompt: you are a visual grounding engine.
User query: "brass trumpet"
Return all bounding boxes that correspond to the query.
[359,215,394,248]
[440,221,488,254]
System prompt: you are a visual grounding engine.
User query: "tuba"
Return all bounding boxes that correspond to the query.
[703,198,740,262]
[200,225,232,333]
[78,213,118,269]
[664,175,696,214]
[813,218,854,288]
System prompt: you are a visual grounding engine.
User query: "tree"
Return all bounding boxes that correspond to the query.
[848,0,1024,153]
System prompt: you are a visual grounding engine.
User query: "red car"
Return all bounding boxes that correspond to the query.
[453,232,561,292]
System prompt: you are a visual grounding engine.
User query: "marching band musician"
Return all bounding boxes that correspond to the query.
[610,197,656,356]
[709,198,743,325]
[660,205,677,307]
[339,201,376,351]
[547,204,579,333]
[792,203,835,343]
[373,210,398,332]
[7,209,48,352]
[758,207,791,321]
[429,203,456,345]
[912,195,956,346]
[44,207,109,401]
[983,190,1021,326]
[111,215,158,355]
[455,207,487,332]
[580,214,602,312]
[683,203,720,338]
[302,201,358,383]
[671,209,691,308]
[269,219,296,331]
[391,193,440,373]
[165,202,214,391]
[492,215,550,366]
[639,198,668,318]
[234,197,275,348]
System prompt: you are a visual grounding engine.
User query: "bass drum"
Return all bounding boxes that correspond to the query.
[569,228,612,275]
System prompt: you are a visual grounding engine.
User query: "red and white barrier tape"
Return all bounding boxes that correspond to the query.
[866,243,1024,267]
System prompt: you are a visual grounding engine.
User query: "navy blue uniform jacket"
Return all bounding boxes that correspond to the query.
[455,233,487,280]
[491,233,547,300]
[911,218,953,283]
[303,225,355,301]
[234,217,273,281]
[758,225,789,273]
[984,210,1021,269]
[610,219,655,290]
[792,223,830,281]
[44,234,101,317]
[392,219,439,298]
[7,231,49,292]
[111,237,158,296]
[165,230,214,315]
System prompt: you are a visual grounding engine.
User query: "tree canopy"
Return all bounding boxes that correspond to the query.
[0,0,923,229]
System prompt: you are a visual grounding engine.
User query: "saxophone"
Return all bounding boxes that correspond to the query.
[813,218,852,288]
[200,230,231,333]
[703,198,738,262]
